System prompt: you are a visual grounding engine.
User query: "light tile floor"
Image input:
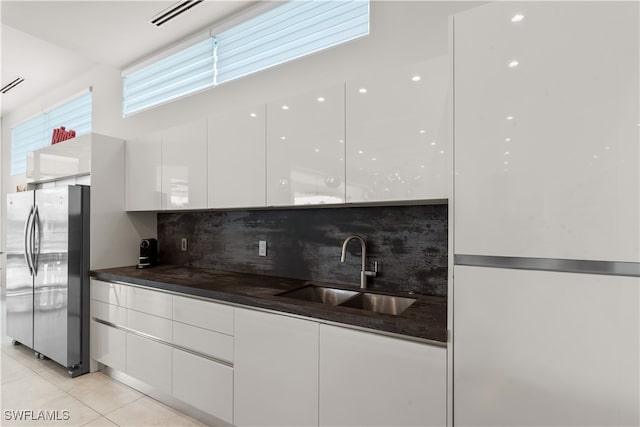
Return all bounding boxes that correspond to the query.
[1,341,207,427]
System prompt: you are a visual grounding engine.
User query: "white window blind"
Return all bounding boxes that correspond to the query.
[215,0,370,84]
[122,37,216,116]
[121,0,369,116]
[11,91,92,175]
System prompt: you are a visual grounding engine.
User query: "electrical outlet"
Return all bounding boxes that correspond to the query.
[258,240,267,257]
[181,238,188,252]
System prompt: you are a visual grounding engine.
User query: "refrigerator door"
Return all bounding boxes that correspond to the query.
[33,187,70,366]
[6,191,35,348]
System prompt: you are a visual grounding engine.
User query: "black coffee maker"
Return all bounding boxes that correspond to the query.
[137,238,158,269]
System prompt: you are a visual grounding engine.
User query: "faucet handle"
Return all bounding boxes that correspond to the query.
[365,261,380,277]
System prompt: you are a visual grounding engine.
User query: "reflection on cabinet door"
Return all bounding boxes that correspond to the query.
[162,120,208,210]
[266,85,345,206]
[454,1,639,261]
[346,59,449,203]
[208,106,266,208]
[125,132,162,211]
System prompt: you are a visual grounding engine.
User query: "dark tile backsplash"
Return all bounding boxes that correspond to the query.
[157,204,448,296]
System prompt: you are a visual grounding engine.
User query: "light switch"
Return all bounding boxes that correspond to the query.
[258,240,267,257]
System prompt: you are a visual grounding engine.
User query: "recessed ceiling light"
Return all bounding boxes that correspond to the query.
[358,88,367,94]
[411,75,421,82]
[282,105,289,110]
[317,97,325,102]
[506,116,514,120]
[249,113,257,118]
[508,60,519,68]
[511,14,524,22]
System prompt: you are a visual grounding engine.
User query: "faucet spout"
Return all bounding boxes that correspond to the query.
[340,235,376,289]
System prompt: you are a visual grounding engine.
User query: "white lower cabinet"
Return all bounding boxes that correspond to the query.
[172,349,233,424]
[234,308,319,427]
[454,266,639,426]
[319,325,447,427]
[126,333,172,395]
[91,320,126,373]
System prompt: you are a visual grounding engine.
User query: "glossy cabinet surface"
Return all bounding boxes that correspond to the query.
[125,132,162,211]
[208,105,266,208]
[90,280,235,423]
[27,134,92,183]
[234,308,319,426]
[319,325,447,426]
[454,266,639,426]
[126,310,172,342]
[454,1,640,261]
[172,322,233,363]
[90,300,126,326]
[91,279,126,307]
[346,58,449,202]
[91,320,126,372]
[173,295,234,335]
[126,334,172,395]
[162,120,208,210]
[172,349,233,424]
[266,85,345,206]
[125,286,172,319]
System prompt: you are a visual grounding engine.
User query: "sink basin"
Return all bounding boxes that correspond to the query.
[338,293,416,315]
[277,284,359,305]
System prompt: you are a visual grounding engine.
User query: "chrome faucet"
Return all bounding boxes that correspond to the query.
[340,235,378,289]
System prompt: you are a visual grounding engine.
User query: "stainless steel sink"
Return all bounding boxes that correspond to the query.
[338,293,416,315]
[277,284,359,305]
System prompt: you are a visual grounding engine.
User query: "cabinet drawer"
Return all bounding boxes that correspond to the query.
[127,310,172,342]
[91,300,126,325]
[91,320,126,372]
[126,334,172,394]
[91,279,126,306]
[173,321,233,363]
[125,286,172,319]
[172,349,233,424]
[173,295,233,335]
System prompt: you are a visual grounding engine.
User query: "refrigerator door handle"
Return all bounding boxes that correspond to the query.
[32,204,41,276]
[24,206,34,275]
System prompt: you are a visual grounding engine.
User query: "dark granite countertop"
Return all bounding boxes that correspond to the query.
[91,264,447,344]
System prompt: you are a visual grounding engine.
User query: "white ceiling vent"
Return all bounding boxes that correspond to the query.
[1,77,25,94]
[150,0,205,27]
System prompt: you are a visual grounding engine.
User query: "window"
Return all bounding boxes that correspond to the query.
[11,90,92,175]
[215,0,370,84]
[121,0,369,116]
[122,37,216,116]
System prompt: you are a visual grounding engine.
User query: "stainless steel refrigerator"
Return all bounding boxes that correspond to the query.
[6,185,90,377]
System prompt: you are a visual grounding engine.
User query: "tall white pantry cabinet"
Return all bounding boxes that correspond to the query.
[452,2,639,426]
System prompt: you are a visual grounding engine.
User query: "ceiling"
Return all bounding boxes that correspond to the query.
[0,0,257,117]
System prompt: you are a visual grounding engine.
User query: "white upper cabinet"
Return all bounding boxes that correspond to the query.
[208,106,266,208]
[126,131,162,211]
[266,85,345,206]
[346,58,449,203]
[127,120,207,211]
[454,2,640,262]
[162,120,208,210]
